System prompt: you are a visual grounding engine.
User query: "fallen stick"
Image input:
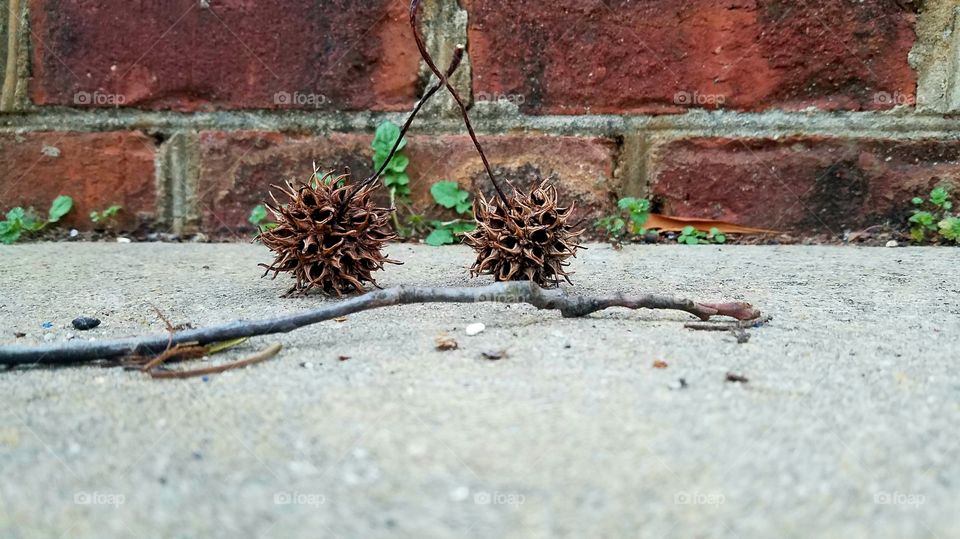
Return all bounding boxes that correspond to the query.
[0,281,761,366]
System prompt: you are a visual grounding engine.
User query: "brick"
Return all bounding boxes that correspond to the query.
[28,0,419,111]
[197,131,617,235]
[0,132,158,230]
[465,0,917,114]
[648,137,960,232]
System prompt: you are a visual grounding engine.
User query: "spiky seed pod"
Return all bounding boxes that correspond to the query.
[464,179,584,287]
[258,172,399,297]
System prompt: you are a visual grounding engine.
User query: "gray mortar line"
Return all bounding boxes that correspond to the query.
[2,107,960,140]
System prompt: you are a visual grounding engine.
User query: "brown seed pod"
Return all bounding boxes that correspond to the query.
[464,179,584,287]
[258,172,399,296]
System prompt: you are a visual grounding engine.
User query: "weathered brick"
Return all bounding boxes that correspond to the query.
[0,132,158,229]
[197,131,617,235]
[649,137,960,232]
[29,0,419,111]
[465,0,916,114]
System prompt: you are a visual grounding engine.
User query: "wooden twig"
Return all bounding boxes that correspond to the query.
[0,281,762,366]
[684,314,773,332]
[149,344,283,380]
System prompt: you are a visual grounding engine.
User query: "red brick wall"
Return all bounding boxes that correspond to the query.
[0,0,953,236]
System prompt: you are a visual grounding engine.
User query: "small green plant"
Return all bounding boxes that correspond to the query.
[248,204,278,234]
[677,226,726,245]
[909,186,957,244]
[424,181,476,246]
[0,195,73,244]
[597,197,651,242]
[89,204,122,226]
[372,121,413,235]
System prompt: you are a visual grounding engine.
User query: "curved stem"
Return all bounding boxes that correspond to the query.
[354,45,465,195]
[409,0,508,204]
[335,46,465,222]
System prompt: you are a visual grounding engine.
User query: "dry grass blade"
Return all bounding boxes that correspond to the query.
[149,344,283,380]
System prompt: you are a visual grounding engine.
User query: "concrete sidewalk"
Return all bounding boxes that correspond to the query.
[0,243,958,539]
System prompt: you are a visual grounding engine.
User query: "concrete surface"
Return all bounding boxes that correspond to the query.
[0,243,958,539]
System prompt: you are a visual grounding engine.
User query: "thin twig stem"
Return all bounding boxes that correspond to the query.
[0,282,761,366]
[409,0,508,204]
[149,344,283,379]
[353,45,465,195]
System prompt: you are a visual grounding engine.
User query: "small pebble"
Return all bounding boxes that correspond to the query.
[885,240,899,248]
[668,378,688,391]
[201,376,210,383]
[301,361,314,369]
[450,486,470,501]
[465,323,486,336]
[69,229,79,238]
[41,322,53,329]
[71,317,101,331]
[480,349,507,360]
[116,237,132,244]
[435,334,458,351]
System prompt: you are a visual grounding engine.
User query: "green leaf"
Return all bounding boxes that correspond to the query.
[911,197,924,205]
[372,121,406,154]
[910,212,934,226]
[5,207,25,223]
[714,233,727,244]
[48,195,73,222]
[387,154,409,173]
[0,221,22,244]
[425,228,454,246]
[929,187,949,206]
[681,226,697,236]
[910,227,925,243]
[248,204,268,225]
[448,221,477,234]
[939,217,960,241]
[430,181,469,208]
[21,212,44,231]
[943,201,953,210]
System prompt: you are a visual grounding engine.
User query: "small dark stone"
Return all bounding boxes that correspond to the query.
[725,372,749,384]
[71,317,101,331]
